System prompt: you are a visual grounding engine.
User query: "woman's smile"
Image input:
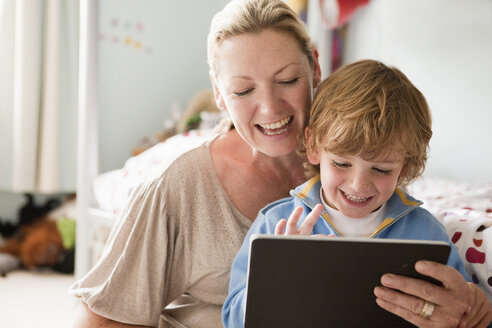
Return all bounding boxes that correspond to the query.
[256,115,293,136]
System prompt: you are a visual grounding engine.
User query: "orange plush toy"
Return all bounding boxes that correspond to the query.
[0,219,64,269]
[0,194,76,276]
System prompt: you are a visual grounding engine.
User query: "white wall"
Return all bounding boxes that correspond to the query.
[97,0,229,172]
[344,0,492,182]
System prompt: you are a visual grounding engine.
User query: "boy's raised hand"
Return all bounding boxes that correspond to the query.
[275,204,324,235]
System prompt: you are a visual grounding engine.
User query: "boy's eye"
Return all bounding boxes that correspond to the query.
[331,161,349,168]
[234,88,254,97]
[373,167,392,175]
[280,78,298,85]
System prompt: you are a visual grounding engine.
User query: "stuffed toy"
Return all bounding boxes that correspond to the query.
[0,194,76,276]
[0,194,61,238]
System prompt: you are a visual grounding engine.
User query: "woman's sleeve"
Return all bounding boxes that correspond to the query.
[69,175,184,326]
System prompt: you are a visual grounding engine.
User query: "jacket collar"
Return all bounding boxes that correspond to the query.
[290,176,423,237]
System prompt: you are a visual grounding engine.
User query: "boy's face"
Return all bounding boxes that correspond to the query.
[307,142,404,219]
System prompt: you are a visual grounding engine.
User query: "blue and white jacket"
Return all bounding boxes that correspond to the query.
[222,176,470,327]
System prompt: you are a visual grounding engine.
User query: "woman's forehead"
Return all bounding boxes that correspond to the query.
[213,29,310,76]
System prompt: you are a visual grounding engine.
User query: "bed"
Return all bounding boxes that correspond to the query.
[76,125,492,305]
[407,178,492,304]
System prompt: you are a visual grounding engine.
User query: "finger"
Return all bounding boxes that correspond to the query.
[460,284,491,328]
[461,300,483,328]
[384,262,470,310]
[298,204,323,235]
[416,261,469,297]
[375,285,448,324]
[475,306,492,328]
[284,206,304,235]
[380,273,445,305]
[375,286,426,316]
[380,272,467,325]
[459,283,478,327]
[274,219,287,235]
[375,297,430,328]
[414,261,471,311]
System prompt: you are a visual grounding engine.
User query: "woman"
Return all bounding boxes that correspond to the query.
[71,0,320,327]
[71,0,489,327]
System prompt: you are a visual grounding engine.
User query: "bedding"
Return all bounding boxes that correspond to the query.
[93,129,211,216]
[91,137,492,304]
[408,178,492,304]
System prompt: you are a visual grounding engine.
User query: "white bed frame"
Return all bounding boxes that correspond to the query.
[75,0,115,279]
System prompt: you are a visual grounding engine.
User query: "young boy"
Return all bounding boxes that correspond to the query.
[223,60,492,327]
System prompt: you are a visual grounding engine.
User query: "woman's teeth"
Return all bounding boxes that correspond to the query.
[257,116,291,135]
[344,193,370,203]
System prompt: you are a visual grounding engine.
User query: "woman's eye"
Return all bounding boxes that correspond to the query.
[374,168,392,175]
[234,88,253,97]
[331,161,349,168]
[280,78,298,85]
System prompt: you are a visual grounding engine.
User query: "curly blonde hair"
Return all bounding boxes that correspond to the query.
[300,59,432,187]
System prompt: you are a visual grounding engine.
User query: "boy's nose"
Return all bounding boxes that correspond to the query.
[349,172,371,193]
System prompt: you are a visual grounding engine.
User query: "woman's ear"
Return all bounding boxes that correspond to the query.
[311,47,322,88]
[209,71,226,111]
[305,127,320,165]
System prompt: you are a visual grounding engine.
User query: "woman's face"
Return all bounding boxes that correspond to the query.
[211,29,321,157]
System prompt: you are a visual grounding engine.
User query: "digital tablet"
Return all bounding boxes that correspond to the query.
[244,235,451,328]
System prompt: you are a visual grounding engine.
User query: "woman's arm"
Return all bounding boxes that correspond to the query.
[73,302,151,328]
[374,261,492,327]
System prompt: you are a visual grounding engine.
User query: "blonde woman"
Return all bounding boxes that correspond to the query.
[71,0,320,327]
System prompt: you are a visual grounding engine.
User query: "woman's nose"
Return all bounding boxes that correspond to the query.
[259,88,282,115]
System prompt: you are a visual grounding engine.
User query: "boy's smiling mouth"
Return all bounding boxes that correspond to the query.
[256,116,293,136]
[342,191,372,203]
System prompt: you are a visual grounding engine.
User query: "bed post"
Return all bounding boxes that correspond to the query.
[75,0,99,279]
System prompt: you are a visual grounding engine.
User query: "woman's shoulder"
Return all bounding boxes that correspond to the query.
[149,142,212,182]
[124,144,212,206]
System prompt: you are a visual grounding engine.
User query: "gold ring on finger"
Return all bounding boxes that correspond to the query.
[418,301,435,320]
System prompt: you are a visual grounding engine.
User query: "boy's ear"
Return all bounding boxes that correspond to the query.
[210,71,226,111]
[311,47,322,88]
[305,127,320,165]
[397,164,408,185]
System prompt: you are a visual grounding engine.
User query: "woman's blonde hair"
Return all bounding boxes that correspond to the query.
[207,0,314,74]
[301,59,432,187]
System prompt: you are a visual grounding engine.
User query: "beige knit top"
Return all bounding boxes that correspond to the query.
[69,139,252,327]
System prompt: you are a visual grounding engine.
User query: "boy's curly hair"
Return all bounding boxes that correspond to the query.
[299,59,432,187]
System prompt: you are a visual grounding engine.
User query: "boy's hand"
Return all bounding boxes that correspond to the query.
[274,204,325,235]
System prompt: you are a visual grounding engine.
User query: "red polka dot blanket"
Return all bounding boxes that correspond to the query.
[408,178,492,304]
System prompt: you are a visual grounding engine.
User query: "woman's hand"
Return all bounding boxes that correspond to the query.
[461,282,492,327]
[274,204,324,236]
[374,260,492,327]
